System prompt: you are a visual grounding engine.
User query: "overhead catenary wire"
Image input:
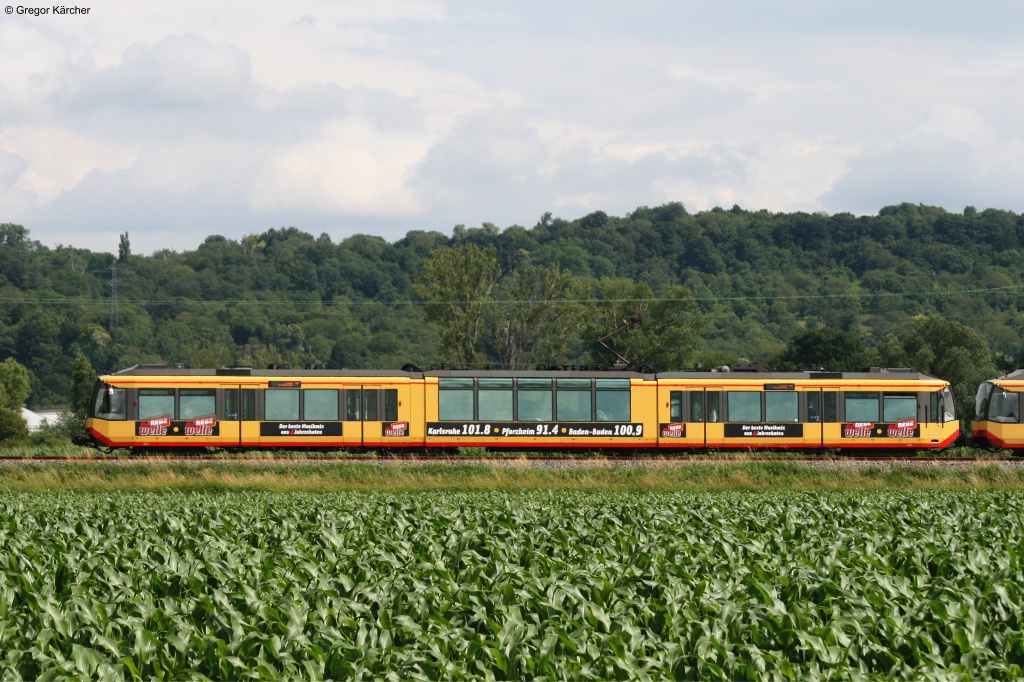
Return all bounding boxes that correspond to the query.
[1,284,1022,307]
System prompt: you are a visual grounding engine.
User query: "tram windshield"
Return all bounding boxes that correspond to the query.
[940,387,956,422]
[91,382,127,420]
[976,383,993,419]
[988,387,1020,424]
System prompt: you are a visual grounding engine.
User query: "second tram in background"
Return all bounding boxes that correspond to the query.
[973,370,1024,450]
[83,364,960,453]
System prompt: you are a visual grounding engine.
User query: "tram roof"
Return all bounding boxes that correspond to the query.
[105,364,943,382]
[106,365,415,378]
[657,368,942,381]
[992,369,1024,382]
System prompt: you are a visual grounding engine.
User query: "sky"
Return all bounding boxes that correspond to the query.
[2,1,1024,255]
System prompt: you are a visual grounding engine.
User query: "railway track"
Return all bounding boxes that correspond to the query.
[0,452,1017,466]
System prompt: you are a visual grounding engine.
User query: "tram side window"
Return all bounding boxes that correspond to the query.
[989,389,1020,424]
[807,392,821,422]
[265,389,299,421]
[845,392,879,422]
[439,378,474,421]
[670,391,683,422]
[384,389,398,422]
[225,389,238,420]
[595,379,630,421]
[478,378,513,421]
[766,391,798,422]
[93,385,126,420]
[364,390,380,421]
[824,393,837,422]
[690,393,704,422]
[727,392,761,422]
[139,388,175,420]
[883,394,917,422]
[304,389,339,421]
[518,378,553,422]
[557,379,591,421]
[706,392,720,422]
[180,387,216,419]
[346,390,361,420]
[180,389,216,420]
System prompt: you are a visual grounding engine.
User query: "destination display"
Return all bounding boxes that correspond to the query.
[260,422,343,437]
[724,423,804,438]
[426,422,645,438]
[842,419,919,438]
[136,415,219,437]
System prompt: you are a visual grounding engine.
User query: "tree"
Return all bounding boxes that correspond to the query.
[118,232,131,262]
[583,279,706,371]
[0,357,30,443]
[70,354,97,419]
[488,262,588,368]
[768,327,874,372]
[413,245,501,366]
[877,317,997,420]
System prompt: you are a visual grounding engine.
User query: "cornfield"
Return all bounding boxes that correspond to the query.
[0,490,1021,679]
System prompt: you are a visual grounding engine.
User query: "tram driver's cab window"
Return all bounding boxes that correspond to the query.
[93,384,127,420]
[988,388,1020,424]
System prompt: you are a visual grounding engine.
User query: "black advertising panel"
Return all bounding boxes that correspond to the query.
[842,420,920,438]
[259,422,343,437]
[136,415,219,437]
[724,423,804,438]
[426,422,645,438]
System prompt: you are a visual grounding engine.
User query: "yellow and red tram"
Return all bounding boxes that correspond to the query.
[656,369,958,451]
[84,365,960,452]
[972,370,1024,450]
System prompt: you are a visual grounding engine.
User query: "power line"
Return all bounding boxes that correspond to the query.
[0,285,1022,307]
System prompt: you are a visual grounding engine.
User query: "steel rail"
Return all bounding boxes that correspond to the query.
[0,453,1016,465]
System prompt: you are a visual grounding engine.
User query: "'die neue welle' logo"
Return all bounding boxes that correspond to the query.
[185,415,217,436]
[886,418,917,438]
[383,421,409,437]
[660,423,686,438]
[843,418,918,438]
[138,415,171,436]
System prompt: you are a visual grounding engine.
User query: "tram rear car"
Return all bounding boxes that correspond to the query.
[656,368,959,451]
[972,370,1024,450]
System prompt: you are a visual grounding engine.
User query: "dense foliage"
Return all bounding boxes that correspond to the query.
[0,490,1022,679]
[2,201,1023,409]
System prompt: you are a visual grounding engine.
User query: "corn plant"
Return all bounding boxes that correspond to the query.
[0,490,1022,679]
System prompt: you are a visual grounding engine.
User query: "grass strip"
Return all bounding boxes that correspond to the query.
[0,460,1023,492]
[0,443,998,458]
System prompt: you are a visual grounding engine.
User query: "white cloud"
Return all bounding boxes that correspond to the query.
[3,1,1024,254]
[250,119,431,216]
[72,34,252,110]
[822,105,1024,213]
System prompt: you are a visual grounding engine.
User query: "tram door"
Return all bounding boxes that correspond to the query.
[661,389,708,449]
[820,388,840,447]
[804,389,824,447]
[356,385,402,448]
[226,387,257,448]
